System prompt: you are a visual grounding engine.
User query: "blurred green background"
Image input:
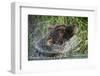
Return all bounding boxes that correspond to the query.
[28,15,88,59]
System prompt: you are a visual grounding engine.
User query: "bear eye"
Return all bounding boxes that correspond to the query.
[61,29,65,32]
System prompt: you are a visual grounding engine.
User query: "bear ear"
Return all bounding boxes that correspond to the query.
[55,24,66,30]
[48,25,56,31]
[48,24,66,31]
[48,25,55,29]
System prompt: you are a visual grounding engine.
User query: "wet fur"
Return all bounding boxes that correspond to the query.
[34,24,76,58]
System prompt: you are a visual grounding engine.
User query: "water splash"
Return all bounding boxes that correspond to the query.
[28,21,87,60]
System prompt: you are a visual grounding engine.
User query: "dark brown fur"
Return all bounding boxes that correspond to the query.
[35,24,77,58]
[47,24,76,46]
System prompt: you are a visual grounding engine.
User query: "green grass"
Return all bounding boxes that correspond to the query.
[28,15,88,58]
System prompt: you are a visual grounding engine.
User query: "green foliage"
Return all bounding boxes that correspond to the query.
[28,15,88,58]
